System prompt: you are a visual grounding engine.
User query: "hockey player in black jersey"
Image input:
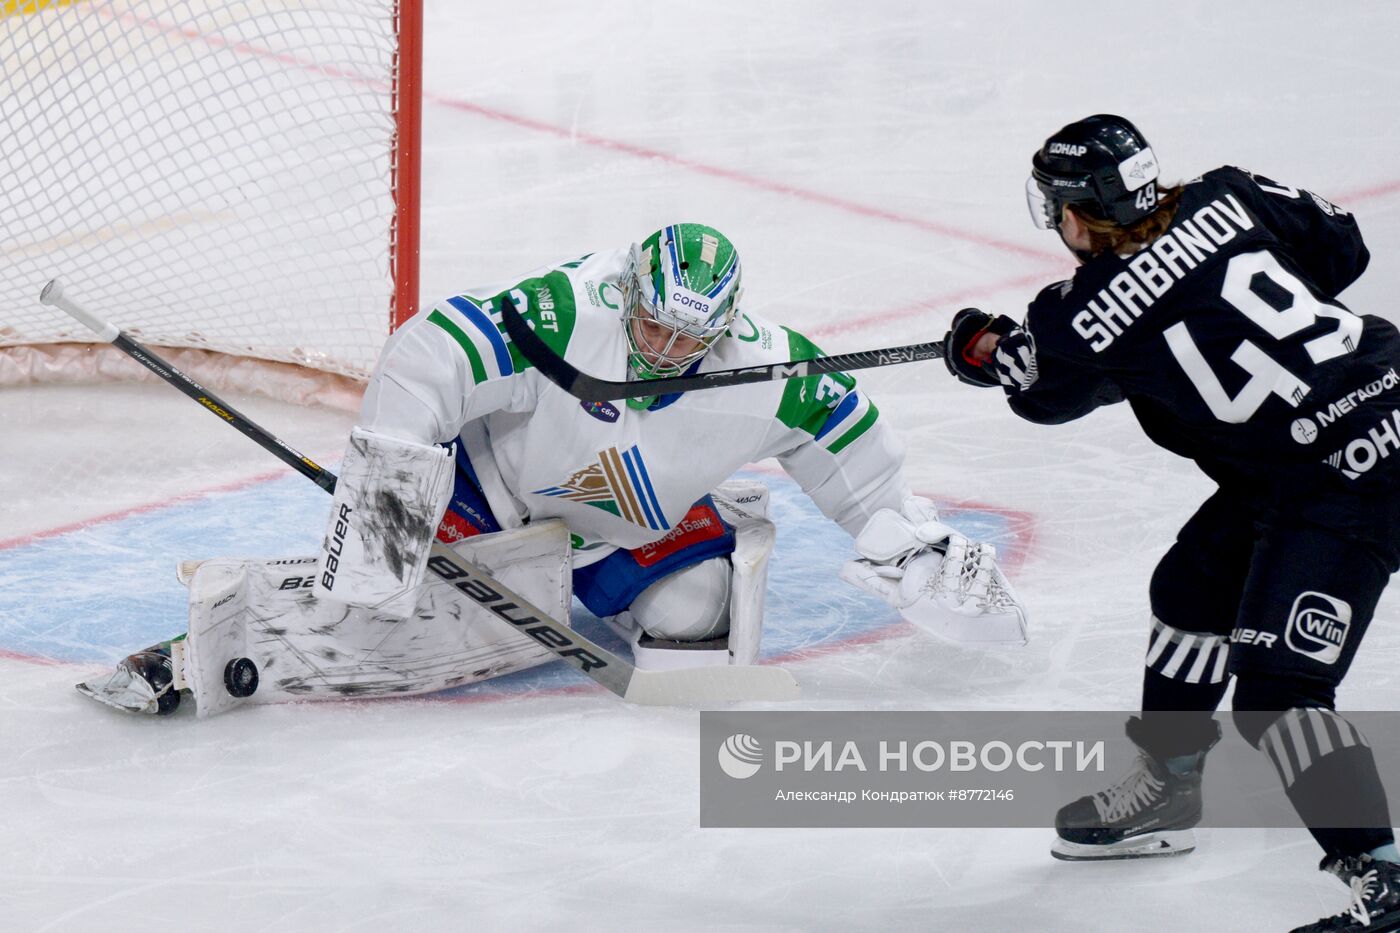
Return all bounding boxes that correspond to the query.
[944,114,1400,932]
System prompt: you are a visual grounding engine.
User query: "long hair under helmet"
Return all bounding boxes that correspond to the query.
[1026,114,1160,234]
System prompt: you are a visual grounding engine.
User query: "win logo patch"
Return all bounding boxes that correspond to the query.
[1284,591,1352,665]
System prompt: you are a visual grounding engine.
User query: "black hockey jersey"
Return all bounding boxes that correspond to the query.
[1008,166,1400,495]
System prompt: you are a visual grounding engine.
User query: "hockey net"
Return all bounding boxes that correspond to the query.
[0,0,421,405]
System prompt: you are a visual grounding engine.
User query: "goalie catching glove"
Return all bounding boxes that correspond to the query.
[840,496,1028,645]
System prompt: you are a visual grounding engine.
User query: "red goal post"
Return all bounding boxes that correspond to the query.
[0,0,423,405]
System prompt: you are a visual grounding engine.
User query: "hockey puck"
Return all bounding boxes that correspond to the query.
[223,657,259,698]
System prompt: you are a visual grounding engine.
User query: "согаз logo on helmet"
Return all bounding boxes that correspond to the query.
[718,733,764,779]
[671,291,710,313]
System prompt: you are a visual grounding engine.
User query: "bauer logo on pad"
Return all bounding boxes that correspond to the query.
[1285,591,1352,665]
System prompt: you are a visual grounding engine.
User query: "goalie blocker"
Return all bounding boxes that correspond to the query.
[314,426,454,615]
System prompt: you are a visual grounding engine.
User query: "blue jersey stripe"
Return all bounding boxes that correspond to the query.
[621,449,660,530]
[815,390,861,441]
[447,296,514,378]
[628,446,669,529]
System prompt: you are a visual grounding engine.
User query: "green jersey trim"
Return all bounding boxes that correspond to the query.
[430,270,581,385]
[471,270,579,374]
[428,309,489,385]
[825,402,880,455]
[774,327,879,452]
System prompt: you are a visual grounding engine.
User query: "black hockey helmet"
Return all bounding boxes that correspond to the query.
[1027,114,1160,229]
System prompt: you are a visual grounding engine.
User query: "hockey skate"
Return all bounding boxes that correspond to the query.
[75,640,182,716]
[1051,716,1219,861]
[1290,854,1400,932]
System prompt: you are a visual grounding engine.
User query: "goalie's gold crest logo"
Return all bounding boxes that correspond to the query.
[533,445,669,531]
[557,462,609,496]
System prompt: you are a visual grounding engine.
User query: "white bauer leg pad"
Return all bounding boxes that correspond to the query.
[713,480,775,667]
[609,480,776,670]
[183,521,571,718]
[314,426,454,617]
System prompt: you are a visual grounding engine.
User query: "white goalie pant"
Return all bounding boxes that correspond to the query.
[179,521,571,718]
[613,480,776,671]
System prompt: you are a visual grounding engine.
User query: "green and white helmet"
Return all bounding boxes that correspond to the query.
[621,223,743,381]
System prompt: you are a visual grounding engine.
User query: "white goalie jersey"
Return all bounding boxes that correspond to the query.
[74,245,1026,719]
[357,246,913,565]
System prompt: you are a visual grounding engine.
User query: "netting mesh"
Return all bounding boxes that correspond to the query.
[0,0,404,379]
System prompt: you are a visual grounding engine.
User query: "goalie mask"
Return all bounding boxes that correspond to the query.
[621,223,743,386]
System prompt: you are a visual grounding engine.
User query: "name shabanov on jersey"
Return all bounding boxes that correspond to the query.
[1070,194,1256,353]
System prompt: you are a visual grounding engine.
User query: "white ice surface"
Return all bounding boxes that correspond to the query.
[4,1,1400,930]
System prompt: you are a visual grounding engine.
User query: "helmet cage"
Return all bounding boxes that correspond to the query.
[621,225,742,380]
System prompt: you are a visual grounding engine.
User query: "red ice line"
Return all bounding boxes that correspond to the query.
[428,96,1067,269]
[87,8,1400,347]
[0,467,293,552]
[8,25,1397,685]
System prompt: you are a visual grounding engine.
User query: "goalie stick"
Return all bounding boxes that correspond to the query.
[39,279,798,706]
[499,293,947,401]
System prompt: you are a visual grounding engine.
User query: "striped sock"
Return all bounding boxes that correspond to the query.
[1144,616,1230,685]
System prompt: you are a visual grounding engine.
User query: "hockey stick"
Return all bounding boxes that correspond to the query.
[499,292,946,401]
[39,280,798,705]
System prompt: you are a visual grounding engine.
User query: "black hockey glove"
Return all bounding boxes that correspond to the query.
[943,308,1020,388]
[990,328,1039,392]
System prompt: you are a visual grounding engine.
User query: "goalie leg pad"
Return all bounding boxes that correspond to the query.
[314,426,454,616]
[185,521,572,718]
[598,481,776,669]
[573,497,736,617]
[712,480,775,667]
[627,557,732,642]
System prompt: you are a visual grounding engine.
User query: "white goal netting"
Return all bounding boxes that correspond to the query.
[0,0,416,383]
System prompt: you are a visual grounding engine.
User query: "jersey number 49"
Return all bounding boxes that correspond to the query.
[1164,249,1362,423]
